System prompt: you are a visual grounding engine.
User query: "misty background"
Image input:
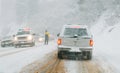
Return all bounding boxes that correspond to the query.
[0,0,120,37]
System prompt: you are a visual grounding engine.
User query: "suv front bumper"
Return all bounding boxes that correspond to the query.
[14,41,34,45]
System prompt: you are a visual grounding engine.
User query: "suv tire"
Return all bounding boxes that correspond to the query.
[58,52,63,59]
[87,51,92,60]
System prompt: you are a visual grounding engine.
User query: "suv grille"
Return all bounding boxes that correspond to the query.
[18,37,27,40]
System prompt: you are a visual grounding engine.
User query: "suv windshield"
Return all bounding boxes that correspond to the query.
[64,28,88,37]
[17,31,30,35]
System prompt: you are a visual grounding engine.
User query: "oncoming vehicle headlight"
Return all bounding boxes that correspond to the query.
[27,35,33,40]
[39,38,43,42]
[14,37,18,41]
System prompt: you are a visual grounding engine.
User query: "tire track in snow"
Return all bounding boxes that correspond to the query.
[64,60,89,73]
[64,58,114,73]
[20,52,115,73]
[20,51,65,73]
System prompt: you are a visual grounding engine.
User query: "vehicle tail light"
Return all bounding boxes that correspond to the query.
[89,39,93,46]
[57,38,62,45]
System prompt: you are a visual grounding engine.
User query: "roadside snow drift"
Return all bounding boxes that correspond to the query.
[93,24,120,73]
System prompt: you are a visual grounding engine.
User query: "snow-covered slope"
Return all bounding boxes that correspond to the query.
[93,24,120,72]
[1,0,120,36]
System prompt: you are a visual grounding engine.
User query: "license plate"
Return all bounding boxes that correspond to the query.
[69,48,81,52]
[20,41,25,43]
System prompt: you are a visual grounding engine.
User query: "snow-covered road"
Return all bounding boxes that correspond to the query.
[0,41,57,73]
[0,43,45,57]
[20,52,115,73]
[1,25,120,73]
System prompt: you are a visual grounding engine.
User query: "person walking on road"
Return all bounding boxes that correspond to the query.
[44,30,49,45]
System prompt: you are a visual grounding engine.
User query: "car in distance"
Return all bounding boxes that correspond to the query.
[1,36,14,47]
[57,24,93,60]
[13,28,35,48]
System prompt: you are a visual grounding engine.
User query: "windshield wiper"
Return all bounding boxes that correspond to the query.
[64,34,78,38]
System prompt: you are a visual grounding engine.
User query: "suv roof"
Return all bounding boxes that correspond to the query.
[64,24,87,29]
[60,24,91,37]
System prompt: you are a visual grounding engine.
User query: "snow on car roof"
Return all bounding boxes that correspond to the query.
[64,24,88,28]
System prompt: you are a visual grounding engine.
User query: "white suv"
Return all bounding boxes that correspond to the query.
[57,24,93,60]
[14,28,35,48]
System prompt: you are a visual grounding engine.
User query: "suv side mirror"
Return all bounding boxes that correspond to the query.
[91,35,93,38]
[13,35,15,37]
[57,33,60,37]
[32,33,36,35]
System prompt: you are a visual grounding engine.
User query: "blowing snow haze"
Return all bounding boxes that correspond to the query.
[0,0,120,37]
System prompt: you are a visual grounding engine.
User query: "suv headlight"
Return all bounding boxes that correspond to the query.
[14,37,18,41]
[27,35,33,41]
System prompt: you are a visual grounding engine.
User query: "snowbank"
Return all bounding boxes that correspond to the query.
[93,24,120,72]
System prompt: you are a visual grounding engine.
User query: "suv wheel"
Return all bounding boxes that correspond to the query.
[1,45,5,47]
[30,43,35,47]
[87,51,92,60]
[58,52,63,59]
[15,45,19,48]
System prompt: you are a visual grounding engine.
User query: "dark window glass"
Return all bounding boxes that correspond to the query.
[17,31,30,35]
[64,28,88,37]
